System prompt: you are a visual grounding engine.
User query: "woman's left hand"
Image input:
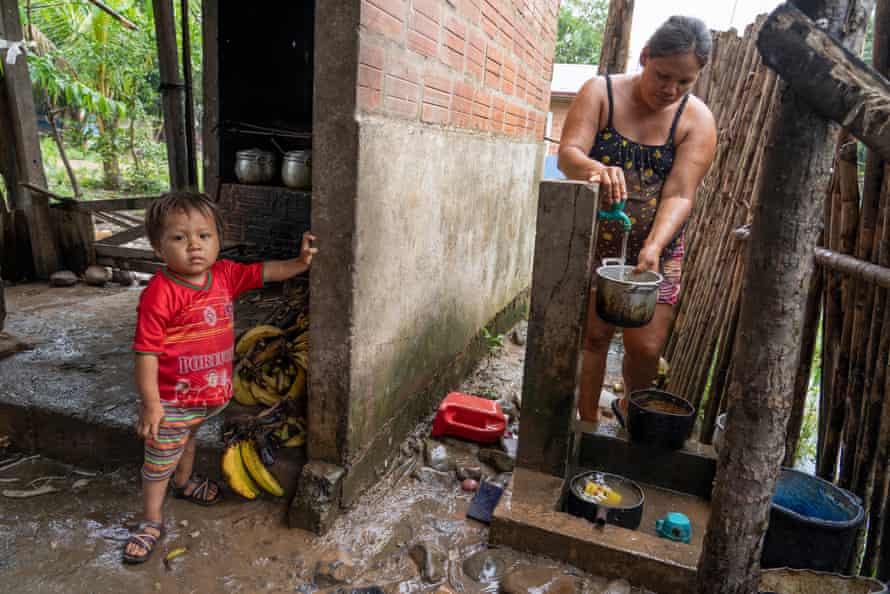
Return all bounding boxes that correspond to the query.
[634,244,661,274]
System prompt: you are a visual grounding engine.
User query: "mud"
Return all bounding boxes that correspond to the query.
[1,284,648,593]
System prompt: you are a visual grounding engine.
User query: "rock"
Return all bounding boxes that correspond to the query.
[510,321,527,346]
[500,436,518,460]
[500,567,581,594]
[112,269,136,286]
[408,541,447,583]
[49,270,78,287]
[424,439,454,472]
[499,398,518,419]
[84,265,112,286]
[602,579,631,594]
[478,448,514,473]
[456,466,482,481]
[289,462,345,533]
[314,549,358,586]
[462,550,507,582]
[461,478,479,492]
[412,466,454,488]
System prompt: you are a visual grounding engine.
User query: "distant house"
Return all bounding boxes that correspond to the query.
[544,63,598,179]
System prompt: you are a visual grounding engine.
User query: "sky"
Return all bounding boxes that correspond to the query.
[626,0,783,71]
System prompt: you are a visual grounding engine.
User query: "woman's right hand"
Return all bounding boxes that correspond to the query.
[588,160,627,207]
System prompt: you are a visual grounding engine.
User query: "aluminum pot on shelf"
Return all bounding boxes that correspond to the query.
[281,150,311,190]
[234,148,276,184]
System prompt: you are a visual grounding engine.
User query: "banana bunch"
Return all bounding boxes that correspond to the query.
[221,438,284,499]
[233,317,309,408]
[272,416,307,448]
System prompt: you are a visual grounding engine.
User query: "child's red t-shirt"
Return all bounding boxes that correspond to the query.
[133,259,264,407]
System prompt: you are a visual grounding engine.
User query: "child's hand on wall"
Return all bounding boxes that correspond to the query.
[298,231,318,269]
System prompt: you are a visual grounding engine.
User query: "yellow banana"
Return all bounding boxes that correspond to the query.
[240,440,284,497]
[286,366,306,400]
[235,325,284,356]
[233,369,258,406]
[250,381,281,407]
[283,431,306,448]
[221,442,259,500]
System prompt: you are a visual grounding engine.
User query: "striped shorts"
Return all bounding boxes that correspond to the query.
[142,402,227,481]
[657,239,685,306]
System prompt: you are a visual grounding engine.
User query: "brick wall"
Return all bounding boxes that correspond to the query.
[218,184,311,261]
[547,95,572,155]
[357,0,558,140]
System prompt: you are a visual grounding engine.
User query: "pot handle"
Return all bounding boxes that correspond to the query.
[594,506,608,527]
[601,257,625,267]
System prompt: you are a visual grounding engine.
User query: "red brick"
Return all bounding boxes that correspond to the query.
[408,31,438,58]
[489,109,503,132]
[460,0,481,23]
[482,0,499,22]
[368,0,407,20]
[454,81,474,100]
[445,30,465,53]
[410,9,439,39]
[387,59,420,84]
[452,95,473,115]
[424,71,452,94]
[362,1,404,40]
[385,75,420,102]
[422,103,450,124]
[486,43,502,65]
[445,16,466,39]
[384,95,419,119]
[466,58,483,80]
[360,41,385,70]
[412,0,441,23]
[358,64,384,90]
[451,110,472,128]
[482,13,498,39]
[472,114,487,129]
[423,86,451,108]
[473,90,491,117]
[441,46,463,71]
[357,86,382,112]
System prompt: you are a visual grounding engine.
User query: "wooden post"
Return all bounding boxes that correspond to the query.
[696,1,873,592]
[180,0,197,189]
[201,0,220,198]
[152,0,191,191]
[598,0,634,75]
[0,82,19,209]
[0,0,59,278]
[516,181,598,477]
[757,2,890,162]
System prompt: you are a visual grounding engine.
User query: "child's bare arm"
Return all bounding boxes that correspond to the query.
[135,354,164,441]
[263,231,318,283]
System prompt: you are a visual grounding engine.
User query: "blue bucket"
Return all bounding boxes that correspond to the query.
[762,468,865,573]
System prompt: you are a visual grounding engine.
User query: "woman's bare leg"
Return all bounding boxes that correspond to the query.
[579,291,617,422]
[619,304,675,412]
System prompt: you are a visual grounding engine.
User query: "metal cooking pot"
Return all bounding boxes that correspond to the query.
[281,150,311,189]
[565,470,645,530]
[595,257,663,327]
[234,148,276,184]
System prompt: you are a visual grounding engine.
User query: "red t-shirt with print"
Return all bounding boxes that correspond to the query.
[133,259,264,407]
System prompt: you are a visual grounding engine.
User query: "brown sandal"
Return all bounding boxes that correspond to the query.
[170,473,222,506]
[122,521,164,564]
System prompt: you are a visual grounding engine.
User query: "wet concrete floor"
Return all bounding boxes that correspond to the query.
[1,283,647,594]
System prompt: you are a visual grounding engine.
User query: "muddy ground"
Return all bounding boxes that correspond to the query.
[0,283,639,594]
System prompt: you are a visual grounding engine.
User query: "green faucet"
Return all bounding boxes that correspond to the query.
[598,200,632,231]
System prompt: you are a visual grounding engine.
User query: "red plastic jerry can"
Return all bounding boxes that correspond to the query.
[431,392,507,443]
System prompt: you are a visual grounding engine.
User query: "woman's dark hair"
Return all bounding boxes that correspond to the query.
[646,16,712,66]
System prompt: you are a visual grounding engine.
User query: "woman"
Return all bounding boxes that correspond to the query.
[558,16,718,424]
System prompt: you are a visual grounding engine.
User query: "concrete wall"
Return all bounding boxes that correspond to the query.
[336,0,558,502]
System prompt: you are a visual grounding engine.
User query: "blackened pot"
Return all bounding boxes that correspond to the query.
[627,390,695,450]
[565,471,644,530]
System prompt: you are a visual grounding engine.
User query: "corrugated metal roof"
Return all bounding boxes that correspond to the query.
[550,63,598,96]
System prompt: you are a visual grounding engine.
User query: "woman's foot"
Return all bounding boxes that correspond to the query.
[122,521,164,564]
[170,473,222,506]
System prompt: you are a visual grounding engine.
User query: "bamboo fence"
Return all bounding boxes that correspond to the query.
[665,9,890,578]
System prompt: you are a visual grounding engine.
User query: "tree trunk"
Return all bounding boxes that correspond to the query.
[757,2,890,161]
[99,115,123,191]
[152,0,191,191]
[696,1,873,592]
[598,0,634,75]
[48,109,81,198]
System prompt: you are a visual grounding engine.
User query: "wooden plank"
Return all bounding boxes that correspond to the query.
[201,0,220,199]
[94,244,155,260]
[758,3,890,161]
[95,257,161,274]
[68,196,161,212]
[95,225,145,247]
[152,0,190,190]
[0,0,59,277]
[0,80,20,209]
[516,181,598,477]
[50,207,95,274]
[598,0,635,75]
[815,246,890,288]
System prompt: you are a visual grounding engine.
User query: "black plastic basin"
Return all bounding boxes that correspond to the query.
[762,468,865,573]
